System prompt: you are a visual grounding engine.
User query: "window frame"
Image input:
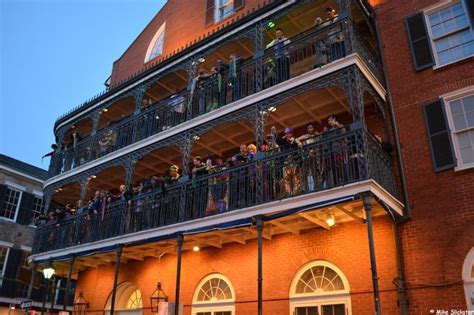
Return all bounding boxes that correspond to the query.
[30,194,45,227]
[1,186,23,222]
[442,86,474,170]
[144,22,166,63]
[192,273,235,315]
[289,260,352,315]
[423,0,474,68]
[0,246,11,287]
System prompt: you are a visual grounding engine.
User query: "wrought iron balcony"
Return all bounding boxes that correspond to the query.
[49,16,382,177]
[34,126,396,255]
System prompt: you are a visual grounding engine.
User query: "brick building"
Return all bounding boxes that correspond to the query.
[28,0,473,314]
[0,154,75,313]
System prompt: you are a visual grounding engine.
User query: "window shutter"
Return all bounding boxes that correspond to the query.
[2,248,21,297]
[234,0,245,11]
[423,100,456,171]
[17,191,34,225]
[466,0,474,24]
[205,0,215,26]
[405,12,434,71]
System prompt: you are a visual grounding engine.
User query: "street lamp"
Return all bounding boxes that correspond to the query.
[73,291,89,315]
[150,283,168,313]
[42,262,55,280]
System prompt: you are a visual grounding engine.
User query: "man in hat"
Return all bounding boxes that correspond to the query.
[277,127,298,151]
[266,28,291,82]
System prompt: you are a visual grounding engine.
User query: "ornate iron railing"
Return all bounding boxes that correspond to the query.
[34,126,395,254]
[49,17,381,177]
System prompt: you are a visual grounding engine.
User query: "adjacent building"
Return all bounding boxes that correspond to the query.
[28,0,473,314]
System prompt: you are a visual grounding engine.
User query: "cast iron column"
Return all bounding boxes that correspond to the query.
[363,194,382,315]
[110,245,123,315]
[256,216,264,315]
[27,261,37,300]
[63,254,76,310]
[175,234,184,315]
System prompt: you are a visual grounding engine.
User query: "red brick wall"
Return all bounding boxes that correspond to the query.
[110,0,271,87]
[76,216,399,314]
[371,0,474,313]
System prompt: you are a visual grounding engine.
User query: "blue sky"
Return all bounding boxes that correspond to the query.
[1,0,166,170]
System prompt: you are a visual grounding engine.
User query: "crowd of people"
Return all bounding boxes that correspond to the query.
[37,112,394,238]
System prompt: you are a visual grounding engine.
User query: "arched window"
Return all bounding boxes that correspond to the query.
[144,22,166,63]
[105,282,143,315]
[463,248,474,311]
[126,289,143,309]
[192,273,235,315]
[290,261,351,315]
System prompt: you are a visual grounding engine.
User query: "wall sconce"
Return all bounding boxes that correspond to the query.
[150,283,168,313]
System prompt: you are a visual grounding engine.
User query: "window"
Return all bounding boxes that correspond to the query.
[217,0,234,22]
[444,87,474,169]
[192,274,235,315]
[290,261,351,315]
[1,187,22,221]
[426,1,474,66]
[126,289,143,309]
[31,195,44,225]
[206,0,244,26]
[144,22,166,63]
[0,247,10,286]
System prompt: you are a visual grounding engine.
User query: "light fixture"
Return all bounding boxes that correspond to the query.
[267,20,276,28]
[198,57,206,63]
[150,283,168,313]
[193,246,200,252]
[155,115,160,120]
[326,213,335,227]
[42,262,55,280]
[102,108,108,112]
[10,305,15,310]
[90,175,97,179]
[73,291,89,315]
[268,106,276,113]
[192,135,200,141]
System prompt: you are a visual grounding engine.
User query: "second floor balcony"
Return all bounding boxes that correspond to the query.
[33,125,398,255]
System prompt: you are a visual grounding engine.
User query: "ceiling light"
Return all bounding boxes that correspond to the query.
[193,246,200,252]
[267,20,276,28]
[192,135,200,141]
[90,175,97,179]
[326,213,335,227]
[198,57,206,63]
[102,108,108,112]
[268,106,276,113]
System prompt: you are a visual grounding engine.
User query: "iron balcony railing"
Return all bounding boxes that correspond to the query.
[35,126,396,254]
[50,17,382,176]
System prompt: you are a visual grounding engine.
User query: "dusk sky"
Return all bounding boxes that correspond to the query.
[1,0,167,169]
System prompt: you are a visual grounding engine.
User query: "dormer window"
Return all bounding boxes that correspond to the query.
[144,22,166,63]
[206,0,244,26]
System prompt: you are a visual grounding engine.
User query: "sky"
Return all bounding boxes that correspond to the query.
[0,0,167,170]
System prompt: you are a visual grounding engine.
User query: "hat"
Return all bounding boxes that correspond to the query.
[327,115,336,120]
[170,165,179,172]
[193,156,202,161]
[284,127,293,133]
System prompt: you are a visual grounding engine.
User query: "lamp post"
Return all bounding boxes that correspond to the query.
[73,291,89,315]
[41,262,55,315]
[150,283,168,313]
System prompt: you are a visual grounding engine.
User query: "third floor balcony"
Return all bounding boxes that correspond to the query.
[47,0,382,179]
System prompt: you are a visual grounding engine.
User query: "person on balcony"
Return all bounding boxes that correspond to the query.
[323,7,345,62]
[228,54,243,102]
[296,123,323,192]
[190,156,208,218]
[324,115,348,187]
[266,28,291,82]
[314,17,329,67]
[189,70,211,117]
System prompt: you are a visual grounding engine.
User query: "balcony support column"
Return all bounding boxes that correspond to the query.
[363,194,382,315]
[27,261,37,301]
[90,110,101,136]
[256,216,264,315]
[110,244,123,315]
[42,189,54,215]
[133,85,146,114]
[124,156,138,189]
[62,254,76,310]
[79,177,90,208]
[179,136,195,177]
[174,234,184,315]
